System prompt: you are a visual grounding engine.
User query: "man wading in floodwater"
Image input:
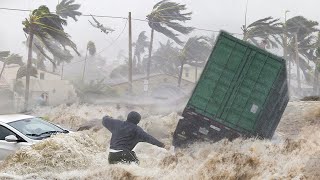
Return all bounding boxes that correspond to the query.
[102,111,169,164]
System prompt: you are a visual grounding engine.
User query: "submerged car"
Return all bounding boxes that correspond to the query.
[0,114,69,160]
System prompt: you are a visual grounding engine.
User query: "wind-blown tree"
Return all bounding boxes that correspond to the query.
[146,0,194,79]
[25,0,81,72]
[0,52,24,79]
[177,36,212,87]
[56,0,82,21]
[285,16,319,92]
[313,47,320,94]
[22,5,80,110]
[133,31,149,70]
[242,17,281,49]
[82,41,96,81]
[87,41,96,56]
[151,40,180,75]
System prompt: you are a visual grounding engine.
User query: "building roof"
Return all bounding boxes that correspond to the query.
[0,114,34,123]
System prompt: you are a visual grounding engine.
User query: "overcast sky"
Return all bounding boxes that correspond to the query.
[1,0,320,62]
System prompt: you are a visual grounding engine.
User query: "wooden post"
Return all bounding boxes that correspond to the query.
[128,12,133,93]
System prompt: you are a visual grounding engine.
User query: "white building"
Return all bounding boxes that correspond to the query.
[1,65,77,110]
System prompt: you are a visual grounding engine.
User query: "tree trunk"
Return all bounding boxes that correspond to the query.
[147,28,154,80]
[61,62,64,80]
[0,62,6,80]
[24,32,34,111]
[82,49,88,82]
[313,61,319,95]
[178,60,184,87]
[294,34,301,93]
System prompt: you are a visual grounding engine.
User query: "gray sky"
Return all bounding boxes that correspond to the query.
[0,0,319,61]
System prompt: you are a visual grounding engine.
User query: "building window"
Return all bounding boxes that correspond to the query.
[40,72,45,80]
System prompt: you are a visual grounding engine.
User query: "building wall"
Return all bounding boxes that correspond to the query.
[3,65,77,107]
[181,65,203,83]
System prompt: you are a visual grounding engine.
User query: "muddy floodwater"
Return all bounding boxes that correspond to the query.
[0,101,319,180]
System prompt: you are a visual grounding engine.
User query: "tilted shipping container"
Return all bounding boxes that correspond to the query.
[173,31,289,147]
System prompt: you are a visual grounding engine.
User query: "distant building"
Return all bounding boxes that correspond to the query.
[2,65,77,110]
[180,64,203,83]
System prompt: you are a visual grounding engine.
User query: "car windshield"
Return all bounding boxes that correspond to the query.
[8,117,65,140]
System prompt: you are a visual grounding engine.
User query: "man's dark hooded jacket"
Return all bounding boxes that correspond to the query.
[102,111,164,151]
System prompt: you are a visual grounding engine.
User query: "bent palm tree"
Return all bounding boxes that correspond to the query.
[146,0,193,79]
[285,16,319,92]
[0,52,24,80]
[133,31,149,70]
[87,41,96,56]
[22,5,79,110]
[242,17,281,48]
[178,36,211,87]
[152,40,180,75]
[56,0,82,21]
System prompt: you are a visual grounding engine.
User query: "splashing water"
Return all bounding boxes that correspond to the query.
[0,102,319,180]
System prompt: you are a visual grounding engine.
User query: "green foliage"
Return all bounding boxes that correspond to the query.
[180,36,212,67]
[16,65,38,79]
[22,5,80,64]
[0,51,10,59]
[56,0,82,21]
[151,40,180,75]
[242,17,281,48]
[147,0,194,45]
[73,79,118,99]
[87,41,96,56]
[133,31,149,67]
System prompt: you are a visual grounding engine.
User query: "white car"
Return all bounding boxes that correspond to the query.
[0,114,69,160]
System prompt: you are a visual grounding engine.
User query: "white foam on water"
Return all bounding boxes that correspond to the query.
[0,102,319,180]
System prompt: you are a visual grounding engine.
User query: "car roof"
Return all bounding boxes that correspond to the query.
[0,114,34,124]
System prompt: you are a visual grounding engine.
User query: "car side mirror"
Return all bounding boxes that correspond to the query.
[5,135,18,142]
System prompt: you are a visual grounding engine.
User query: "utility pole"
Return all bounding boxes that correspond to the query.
[294,33,301,92]
[128,12,133,93]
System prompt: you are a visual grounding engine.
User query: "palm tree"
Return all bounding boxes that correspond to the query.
[313,47,320,94]
[0,51,10,79]
[242,17,281,48]
[133,31,149,70]
[177,36,212,87]
[22,5,79,110]
[151,40,180,75]
[87,41,96,56]
[82,41,95,81]
[56,0,82,21]
[146,0,194,80]
[0,52,24,80]
[285,16,319,92]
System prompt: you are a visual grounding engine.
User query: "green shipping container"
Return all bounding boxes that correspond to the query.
[173,31,289,147]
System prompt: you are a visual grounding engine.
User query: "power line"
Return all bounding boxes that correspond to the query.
[0,7,242,35]
[64,19,128,67]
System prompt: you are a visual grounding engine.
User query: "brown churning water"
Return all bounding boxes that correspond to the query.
[0,102,319,180]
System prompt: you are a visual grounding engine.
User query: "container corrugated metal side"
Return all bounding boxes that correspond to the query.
[173,31,289,147]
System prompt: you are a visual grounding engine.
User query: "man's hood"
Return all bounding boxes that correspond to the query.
[126,111,141,124]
